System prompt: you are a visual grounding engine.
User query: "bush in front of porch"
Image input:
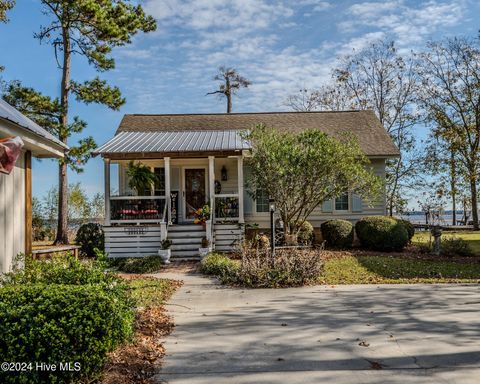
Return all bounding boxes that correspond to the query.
[201,247,324,288]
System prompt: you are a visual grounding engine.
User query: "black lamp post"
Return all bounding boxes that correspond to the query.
[269,198,275,254]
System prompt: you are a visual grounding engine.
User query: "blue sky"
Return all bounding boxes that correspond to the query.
[1,0,479,204]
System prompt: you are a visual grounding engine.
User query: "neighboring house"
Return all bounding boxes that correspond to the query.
[0,99,68,273]
[94,111,399,258]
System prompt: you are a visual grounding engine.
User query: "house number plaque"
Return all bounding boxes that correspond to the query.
[125,227,147,235]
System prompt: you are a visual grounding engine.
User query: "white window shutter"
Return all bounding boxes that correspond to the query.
[322,199,333,213]
[352,193,363,212]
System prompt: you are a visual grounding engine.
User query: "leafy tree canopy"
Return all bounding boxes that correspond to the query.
[246,125,382,236]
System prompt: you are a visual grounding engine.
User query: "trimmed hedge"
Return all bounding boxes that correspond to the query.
[321,219,354,248]
[0,284,135,384]
[396,219,415,242]
[298,221,314,245]
[355,216,409,252]
[75,223,105,257]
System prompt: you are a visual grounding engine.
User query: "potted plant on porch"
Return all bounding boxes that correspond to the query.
[158,239,172,264]
[199,236,212,258]
[127,161,158,195]
[194,203,210,227]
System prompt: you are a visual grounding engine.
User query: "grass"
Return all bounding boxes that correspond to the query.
[322,255,480,284]
[413,231,480,255]
[127,277,181,308]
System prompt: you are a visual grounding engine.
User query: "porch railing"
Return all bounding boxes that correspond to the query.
[214,194,239,220]
[110,196,166,223]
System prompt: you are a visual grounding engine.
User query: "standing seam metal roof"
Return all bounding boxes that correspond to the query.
[0,98,68,149]
[93,130,250,155]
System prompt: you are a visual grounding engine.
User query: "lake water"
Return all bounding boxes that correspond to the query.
[397,211,467,225]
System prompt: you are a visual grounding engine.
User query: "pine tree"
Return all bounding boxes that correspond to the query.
[3,1,156,243]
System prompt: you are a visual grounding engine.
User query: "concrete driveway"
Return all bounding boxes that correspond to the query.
[152,272,480,384]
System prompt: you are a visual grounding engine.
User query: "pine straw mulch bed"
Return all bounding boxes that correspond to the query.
[102,277,183,384]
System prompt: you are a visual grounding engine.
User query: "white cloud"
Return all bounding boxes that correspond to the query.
[340,0,465,47]
[113,0,472,114]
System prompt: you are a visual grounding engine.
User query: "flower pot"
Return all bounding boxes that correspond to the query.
[198,247,212,258]
[158,248,171,264]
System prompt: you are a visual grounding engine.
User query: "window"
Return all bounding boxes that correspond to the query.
[335,194,349,211]
[256,189,269,213]
[154,167,165,196]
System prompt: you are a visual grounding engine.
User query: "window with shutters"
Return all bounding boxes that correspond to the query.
[335,193,349,211]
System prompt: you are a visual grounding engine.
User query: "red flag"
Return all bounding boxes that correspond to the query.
[0,136,24,175]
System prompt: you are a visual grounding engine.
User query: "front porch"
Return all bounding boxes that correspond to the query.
[102,155,246,258]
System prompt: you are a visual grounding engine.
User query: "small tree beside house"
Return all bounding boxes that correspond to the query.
[245,125,382,244]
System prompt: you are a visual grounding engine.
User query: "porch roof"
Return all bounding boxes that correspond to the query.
[93,130,250,156]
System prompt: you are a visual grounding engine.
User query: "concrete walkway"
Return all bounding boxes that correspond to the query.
[152,272,480,384]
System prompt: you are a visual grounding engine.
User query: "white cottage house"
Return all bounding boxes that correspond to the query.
[0,99,67,273]
[94,111,399,259]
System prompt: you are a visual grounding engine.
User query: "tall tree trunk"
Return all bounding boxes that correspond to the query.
[226,77,231,113]
[450,147,456,226]
[54,28,71,245]
[470,175,479,230]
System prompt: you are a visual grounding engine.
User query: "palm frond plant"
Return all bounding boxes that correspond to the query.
[126,161,158,196]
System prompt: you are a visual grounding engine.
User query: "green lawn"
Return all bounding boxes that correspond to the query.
[322,255,480,284]
[413,230,480,255]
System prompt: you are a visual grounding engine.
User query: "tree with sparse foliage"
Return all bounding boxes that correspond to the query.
[246,125,382,244]
[416,37,480,230]
[3,1,156,244]
[207,66,251,113]
[333,40,420,216]
[285,85,353,112]
[287,41,420,216]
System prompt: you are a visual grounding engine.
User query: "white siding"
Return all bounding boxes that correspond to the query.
[104,225,162,258]
[0,152,26,273]
[245,158,387,228]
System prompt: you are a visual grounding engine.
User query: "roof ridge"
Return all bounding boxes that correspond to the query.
[123,110,369,117]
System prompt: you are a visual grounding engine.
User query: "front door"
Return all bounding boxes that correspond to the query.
[184,168,206,220]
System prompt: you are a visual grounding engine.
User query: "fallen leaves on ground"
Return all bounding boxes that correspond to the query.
[102,277,182,384]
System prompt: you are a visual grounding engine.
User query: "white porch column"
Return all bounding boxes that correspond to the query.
[104,158,111,226]
[208,156,215,206]
[164,157,171,223]
[237,156,244,224]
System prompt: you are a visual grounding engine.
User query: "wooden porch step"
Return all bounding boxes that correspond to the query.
[171,250,201,258]
[171,243,201,251]
[168,232,205,239]
[169,225,205,232]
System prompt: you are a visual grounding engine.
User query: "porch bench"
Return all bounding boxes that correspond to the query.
[31,245,81,259]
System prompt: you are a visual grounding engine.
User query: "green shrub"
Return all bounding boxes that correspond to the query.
[114,256,165,274]
[0,283,135,384]
[396,219,415,241]
[75,223,104,257]
[1,255,117,287]
[355,216,409,252]
[298,221,314,245]
[200,253,240,280]
[320,219,354,248]
[440,237,474,257]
